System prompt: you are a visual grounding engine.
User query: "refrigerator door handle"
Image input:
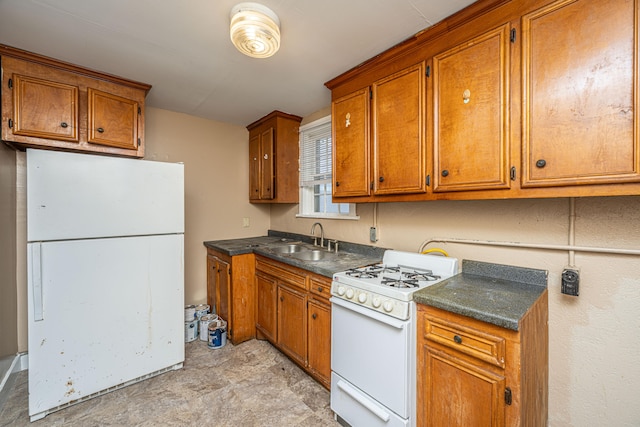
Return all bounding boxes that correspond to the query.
[30,243,44,321]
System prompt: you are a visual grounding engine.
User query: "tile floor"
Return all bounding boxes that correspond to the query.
[0,339,339,426]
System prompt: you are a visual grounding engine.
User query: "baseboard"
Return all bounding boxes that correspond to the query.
[0,352,28,411]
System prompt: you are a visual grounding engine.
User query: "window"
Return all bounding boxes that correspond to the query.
[298,116,357,219]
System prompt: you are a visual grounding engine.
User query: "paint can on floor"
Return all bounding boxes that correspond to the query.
[184,305,196,322]
[199,314,219,341]
[194,304,210,319]
[207,319,227,349]
[185,319,198,342]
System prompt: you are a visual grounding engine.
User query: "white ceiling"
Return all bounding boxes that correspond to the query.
[0,0,476,126]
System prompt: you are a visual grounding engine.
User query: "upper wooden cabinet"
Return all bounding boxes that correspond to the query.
[11,74,79,142]
[1,45,150,158]
[432,24,511,193]
[249,128,275,200]
[87,88,140,150]
[373,63,427,195]
[247,111,302,203]
[332,88,371,197]
[326,0,640,202]
[332,63,427,199]
[521,0,640,187]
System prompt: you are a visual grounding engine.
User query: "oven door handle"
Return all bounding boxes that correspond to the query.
[331,297,406,329]
[336,378,391,422]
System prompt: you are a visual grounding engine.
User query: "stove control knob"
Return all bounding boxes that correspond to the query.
[382,300,394,313]
[372,296,382,308]
[358,292,367,303]
[345,288,355,299]
[337,286,346,296]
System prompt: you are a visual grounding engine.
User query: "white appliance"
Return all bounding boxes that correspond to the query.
[330,250,459,427]
[26,149,185,422]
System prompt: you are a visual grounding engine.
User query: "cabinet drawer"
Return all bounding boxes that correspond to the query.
[256,258,307,290]
[309,276,331,302]
[423,314,506,369]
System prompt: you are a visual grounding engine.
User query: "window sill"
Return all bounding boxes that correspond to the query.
[295,214,360,221]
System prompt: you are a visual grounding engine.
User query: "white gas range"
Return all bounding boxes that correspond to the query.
[330,250,459,427]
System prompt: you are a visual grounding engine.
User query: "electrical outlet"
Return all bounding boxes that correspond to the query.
[242,217,250,228]
[561,268,580,296]
[369,227,378,242]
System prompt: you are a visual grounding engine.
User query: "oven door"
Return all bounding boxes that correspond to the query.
[330,297,412,425]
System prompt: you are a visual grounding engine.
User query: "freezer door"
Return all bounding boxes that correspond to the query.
[27,234,184,419]
[27,148,184,241]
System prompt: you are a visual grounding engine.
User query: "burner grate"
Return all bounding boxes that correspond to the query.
[403,269,441,281]
[381,277,419,288]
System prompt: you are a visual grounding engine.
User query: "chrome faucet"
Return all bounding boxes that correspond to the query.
[310,222,324,248]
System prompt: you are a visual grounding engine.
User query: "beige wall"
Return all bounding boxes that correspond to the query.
[272,196,640,426]
[144,107,272,305]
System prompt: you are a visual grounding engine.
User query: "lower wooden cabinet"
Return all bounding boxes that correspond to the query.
[417,292,548,426]
[255,271,277,343]
[307,298,331,388]
[277,284,307,366]
[206,248,256,344]
[255,255,331,389]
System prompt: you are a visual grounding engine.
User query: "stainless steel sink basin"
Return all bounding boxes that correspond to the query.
[290,249,330,261]
[270,243,308,254]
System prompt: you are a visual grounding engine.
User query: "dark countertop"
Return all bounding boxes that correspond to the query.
[414,259,548,331]
[203,230,387,278]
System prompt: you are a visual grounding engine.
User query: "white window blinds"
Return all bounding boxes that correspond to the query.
[299,119,332,187]
[298,116,356,218]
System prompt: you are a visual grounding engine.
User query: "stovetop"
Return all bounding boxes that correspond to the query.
[331,250,458,319]
[333,250,459,301]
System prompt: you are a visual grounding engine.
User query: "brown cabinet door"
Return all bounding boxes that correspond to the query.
[249,133,261,200]
[216,258,231,329]
[332,88,371,197]
[206,255,217,310]
[11,74,78,142]
[307,299,331,387]
[521,0,640,187]
[248,127,275,200]
[421,347,506,427]
[277,284,307,366]
[256,272,277,343]
[87,88,139,150]
[433,24,511,192]
[260,127,275,199]
[373,63,426,195]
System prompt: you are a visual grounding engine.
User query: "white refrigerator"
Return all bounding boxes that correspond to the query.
[26,148,185,422]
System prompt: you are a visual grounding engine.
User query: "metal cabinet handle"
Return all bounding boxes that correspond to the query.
[317,287,323,292]
[97,127,104,133]
[60,122,68,128]
[442,170,450,177]
[312,313,317,319]
[536,159,546,168]
[280,296,284,302]
[379,176,385,182]
[453,335,462,344]
[335,181,340,187]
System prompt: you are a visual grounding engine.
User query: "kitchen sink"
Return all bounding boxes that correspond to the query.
[270,243,309,254]
[290,249,331,261]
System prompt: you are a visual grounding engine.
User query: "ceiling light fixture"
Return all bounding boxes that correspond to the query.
[230,2,280,59]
